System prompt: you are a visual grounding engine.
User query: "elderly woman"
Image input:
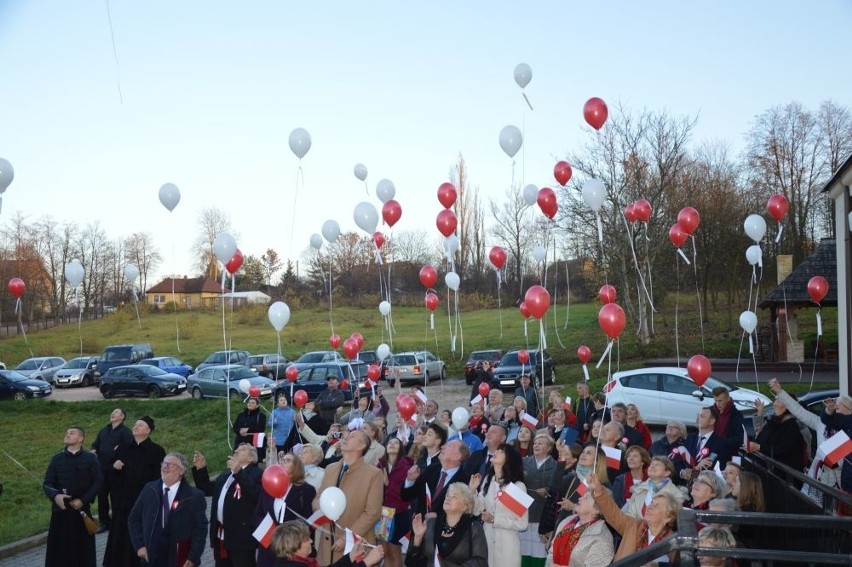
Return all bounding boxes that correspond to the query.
[341,394,377,426]
[405,483,488,567]
[488,389,506,422]
[623,456,686,519]
[688,471,727,511]
[361,421,386,466]
[468,402,491,441]
[540,445,609,537]
[522,434,557,567]
[588,471,680,563]
[611,445,650,509]
[749,393,806,486]
[271,519,384,567]
[546,492,614,567]
[650,420,687,458]
[298,444,325,489]
[696,526,738,567]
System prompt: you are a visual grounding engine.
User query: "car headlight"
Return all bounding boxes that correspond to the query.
[27,386,39,391]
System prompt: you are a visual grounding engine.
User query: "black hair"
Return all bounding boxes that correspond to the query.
[427,422,448,447]
[482,443,525,495]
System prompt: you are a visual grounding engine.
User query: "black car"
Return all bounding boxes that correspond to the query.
[99,365,187,399]
[0,370,52,400]
[492,349,555,391]
[247,354,292,380]
[464,349,504,385]
[274,361,370,402]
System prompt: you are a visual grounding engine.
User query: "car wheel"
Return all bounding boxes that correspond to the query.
[148,386,161,399]
[191,387,203,400]
[424,372,430,386]
[229,389,241,401]
[441,366,446,381]
[102,387,114,399]
[13,391,26,401]
[82,375,91,388]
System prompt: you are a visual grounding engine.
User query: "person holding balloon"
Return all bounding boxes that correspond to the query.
[235,397,269,463]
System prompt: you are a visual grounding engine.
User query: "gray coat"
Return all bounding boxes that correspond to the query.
[523,454,556,522]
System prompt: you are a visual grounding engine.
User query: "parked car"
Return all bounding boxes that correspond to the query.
[603,366,772,427]
[140,357,194,378]
[464,349,505,384]
[492,349,554,391]
[195,350,251,372]
[99,365,187,399]
[386,351,446,387]
[95,343,153,377]
[0,370,52,400]
[274,361,370,402]
[53,356,100,388]
[295,351,341,364]
[358,349,392,380]
[14,357,66,384]
[187,365,275,400]
[247,354,292,380]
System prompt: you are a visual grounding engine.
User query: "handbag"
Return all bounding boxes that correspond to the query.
[80,510,99,535]
[374,506,395,541]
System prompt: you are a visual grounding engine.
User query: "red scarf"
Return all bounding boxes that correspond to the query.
[551,517,592,565]
[635,522,673,552]
[623,470,648,502]
[288,555,320,567]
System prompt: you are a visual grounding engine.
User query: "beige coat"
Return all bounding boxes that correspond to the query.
[545,516,614,567]
[623,479,686,519]
[474,479,529,567]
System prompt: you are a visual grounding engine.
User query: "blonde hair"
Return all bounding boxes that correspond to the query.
[299,444,322,465]
[271,520,309,559]
[445,482,475,514]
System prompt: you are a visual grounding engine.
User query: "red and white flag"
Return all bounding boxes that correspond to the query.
[520,412,539,430]
[497,482,534,517]
[343,527,365,555]
[471,394,484,406]
[414,390,428,405]
[425,483,433,512]
[742,425,749,451]
[252,513,276,548]
[671,445,694,467]
[563,396,572,411]
[818,430,852,467]
[252,433,266,448]
[576,479,588,497]
[399,531,412,553]
[602,446,622,469]
[306,510,332,529]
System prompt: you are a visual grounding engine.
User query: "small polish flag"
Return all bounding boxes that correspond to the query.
[742,425,749,451]
[306,510,332,528]
[343,527,364,555]
[425,483,433,512]
[399,531,412,553]
[252,433,266,448]
[520,412,539,430]
[563,396,572,411]
[602,446,622,469]
[818,430,852,467]
[497,482,534,517]
[713,461,725,483]
[415,390,428,405]
[670,445,694,467]
[471,394,484,406]
[576,479,588,497]
[252,513,276,548]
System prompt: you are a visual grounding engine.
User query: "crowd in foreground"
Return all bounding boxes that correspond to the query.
[41,369,852,567]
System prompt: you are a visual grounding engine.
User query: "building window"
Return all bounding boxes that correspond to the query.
[153,295,166,304]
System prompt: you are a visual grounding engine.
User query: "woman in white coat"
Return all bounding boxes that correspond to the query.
[470,443,529,567]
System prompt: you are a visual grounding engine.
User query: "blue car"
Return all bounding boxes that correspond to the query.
[140,357,194,378]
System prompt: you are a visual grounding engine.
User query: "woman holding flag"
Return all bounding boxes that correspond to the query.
[545,492,614,567]
[235,397,269,462]
[539,445,608,538]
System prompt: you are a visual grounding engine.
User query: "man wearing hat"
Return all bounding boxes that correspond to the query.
[104,416,166,567]
[314,374,345,433]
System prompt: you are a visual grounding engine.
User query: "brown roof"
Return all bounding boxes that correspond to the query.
[146,277,222,294]
[759,238,837,308]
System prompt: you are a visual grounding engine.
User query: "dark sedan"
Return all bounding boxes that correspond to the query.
[0,370,52,400]
[274,361,370,402]
[187,365,276,400]
[140,356,195,378]
[492,349,555,391]
[99,365,187,399]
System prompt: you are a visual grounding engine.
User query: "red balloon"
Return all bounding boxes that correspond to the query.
[436,209,458,237]
[7,278,25,299]
[262,464,291,498]
[419,265,438,289]
[766,194,789,223]
[286,365,299,382]
[249,385,260,398]
[372,232,385,249]
[598,303,626,340]
[397,394,417,421]
[478,382,490,398]
[382,200,402,227]
[329,333,341,349]
[524,285,551,320]
[807,275,829,304]
[669,223,689,248]
[340,378,349,390]
[489,246,507,270]
[577,345,592,364]
[583,97,609,130]
[293,389,308,409]
[554,161,573,186]
[350,332,365,350]
[624,203,638,223]
[518,301,531,319]
[367,364,381,382]
[343,338,359,360]
[437,182,457,209]
[687,354,712,387]
[537,187,558,219]
[677,207,701,236]
[425,292,439,311]
[517,349,530,364]
[599,284,617,305]
[226,249,244,274]
[634,199,652,223]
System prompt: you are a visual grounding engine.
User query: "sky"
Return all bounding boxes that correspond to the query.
[2,1,851,286]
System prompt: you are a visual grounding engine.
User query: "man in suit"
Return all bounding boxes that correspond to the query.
[464,423,508,477]
[609,403,645,448]
[402,439,471,517]
[415,422,446,471]
[192,444,263,567]
[128,452,208,567]
[678,407,729,482]
[313,429,384,566]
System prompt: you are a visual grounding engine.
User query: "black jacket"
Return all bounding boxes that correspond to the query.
[110,438,166,512]
[401,464,469,517]
[234,408,268,461]
[91,423,133,467]
[43,448,103,510]
[193,463,263,552]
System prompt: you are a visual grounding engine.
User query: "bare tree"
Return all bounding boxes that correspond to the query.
[193,207,235,279]
[387,230,439,266]
[490,185,535,299]
[260,248,282,286]
[124,232,162,293]
[75,223,111,312]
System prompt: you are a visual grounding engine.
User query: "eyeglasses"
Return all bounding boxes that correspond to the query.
[281,456,295,463]
[161,461,181,469]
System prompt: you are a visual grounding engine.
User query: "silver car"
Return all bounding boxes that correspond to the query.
[14,357,66,385]
[54,356,100,388]
[387,351,446,386]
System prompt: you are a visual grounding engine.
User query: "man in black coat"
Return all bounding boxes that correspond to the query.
[464,423,508,477]
[193,443,263,567]
[91,407,133,532]
[315,375,345,431]
[609,403,645,448]
[129,452,208,567]
[401,439,470,517]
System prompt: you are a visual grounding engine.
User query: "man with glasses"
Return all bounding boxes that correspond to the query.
[128,453,208,567]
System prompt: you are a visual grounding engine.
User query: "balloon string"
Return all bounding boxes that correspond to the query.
[221,270,228,351]
[289,164,304,260]
[327,253,335,335]
[623,214,656,313]
[133,289,141,330]
[16,299,34,359]
[691,237,705,352]
[522,92,533,111]
[171,241,181,353]
[780,286,804,384]
[496,271,503,341]
[674,254,681,368]
[808,308,821,395]
[645,225,655,334]
[103,0,124,104]
[550,239,566,350]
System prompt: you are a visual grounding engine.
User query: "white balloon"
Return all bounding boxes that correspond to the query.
[444,235,459,256]
[533,245,546,263]
[158,183,180,212]
[582,179,606,212]
[239,378,251,394]
[523,184,538,206]
[64,260,84,287]
[514,63,532,89]
[0,157,15,193]
[354,163,368,182]
[319,487,347,522]
[744,214,767,243]
[268,301,291,332]
[445,271,460,291]
[739,310,758,334]
[213,233,237,265]
[321,220,340,243]
[376,179,396,203]
[451,407,469,430]
[310,233,323,250]
[376,343,391,361]
[353,202,379,234]
[499,125,523,159]
[745,245,762,266]
[124,263,139,284]
[288,128,311,159]
[378,301,391,316]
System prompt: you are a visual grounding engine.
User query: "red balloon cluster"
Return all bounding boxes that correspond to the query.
[419,265,437,289]
[668,223,689,248]
[396,394,417,420]
[524,285,551,320]
[249,385,260,398]
[807,275,829,304]
[624,199,652,223]
[342,332,364,360]
[577,345,591,364]
[583,97,609,131]
[293,389,308,408]
[598,284,617,305]
[329,333,341,349]
[226,249,244,274]
[517,349,530,364]
[518,301,530,319]
[351,332,364,349]
[436,209,457,237]
[489,246,507,270]
[766,194,788,222]
[372,232,385,249]
[553,161,572,186]
[382,200,402,227]
[598,303,626,340]
[262,464,291,498]
[537,187,558,219]
[7,277,25,299]
[687,354,712,387]
[677,207,700,235]
[437,182,457,209]
[425,292,439,311]
[286,365,299,383]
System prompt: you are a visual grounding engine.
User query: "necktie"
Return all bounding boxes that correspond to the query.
[336,464,349,487]
[698,436,707,454]
[162,486,171,527]
[434,471,448,496]
[480,454,492,476]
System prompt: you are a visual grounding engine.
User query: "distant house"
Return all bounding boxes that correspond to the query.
[145,277,222,310]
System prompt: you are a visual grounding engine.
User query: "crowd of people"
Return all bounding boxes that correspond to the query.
[41,372,851,567]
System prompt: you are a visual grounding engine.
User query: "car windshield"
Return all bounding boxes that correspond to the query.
[703,376,737,392]
[205,353,228,364]
[65,358,89,369]
[1,370,29,382]
[359,352,378,363]
[227,367,257,380]
[499,352,538,366]
[392,355,417,366]
[15,360,40,371]
[469,351,498,362]
[140,366,167,376]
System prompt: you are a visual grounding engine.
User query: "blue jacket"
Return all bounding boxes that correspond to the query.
[271,406,296,446]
